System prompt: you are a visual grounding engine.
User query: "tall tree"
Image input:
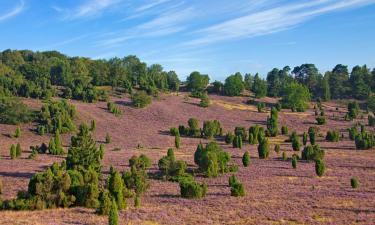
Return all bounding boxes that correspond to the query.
[223,72,244,96]
[252,73,267,98]
[186,71,210,94]
[329,64,349,99]
[349,65,371,100]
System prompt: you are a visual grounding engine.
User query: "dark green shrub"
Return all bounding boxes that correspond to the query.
[292,135,301,151]
[179,180,207,199]
[0,97,34,125]
[199,92,210,107]
[230,182,245,197]
[38,100,76,134]
[16,143,22,158]
[316,116,326,125]
[175,135,181,149]
[188,118,200,137]
[308,127,317,145]
[228,175,238,187]
[97,190,112,215]
[351,177,359,189]
[303,132,308,145]
[129,154,151,170]
[170,127,179,136]
[202,120,221,139]
[107,168,127,210]
[14,127,21,138]
[48,131,64,155]
[131,91,152,108]
[315,159,326,177]
[194,142,231,177]
[235,127,248,141]
[257,103,265,112]
[347,101,360,120]
[368,115,375,126]
[326,130,340,142]
[108,198,119,225]
[302,145,325,161]
[275,103,282,111]
[274,144,280,153]
[178,125,188,136]
[258,138,269,159]
[242,151,250,167]
[281,126,288,135]
[10,144,16,159]
[354,131,375,150]
[232,135,242,149]
[123,166,150,196]
[249,125,262,144]
[225,132,235,144]
[292,156,297,169]
[267,107,278,137]
[107,102,122,116]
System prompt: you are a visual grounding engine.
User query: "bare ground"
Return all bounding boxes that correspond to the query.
[0,93,374,225]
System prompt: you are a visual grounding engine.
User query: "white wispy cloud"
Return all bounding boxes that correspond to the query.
[0,0,25,22]
[184,0,375,46]
[59,0,123,20]
[135,0,171,12]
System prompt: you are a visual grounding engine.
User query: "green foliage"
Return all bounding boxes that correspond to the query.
[186,71,210,95]
[302,145,325,161]
[107,102,122,116]
[123,166,150,196]
[202,120,221,139]
[38,100,76,134]
[347,101,360,120]
[107,168,127,210]
[194,142,231,177]
[158,149,190,182]
[234,127,248,141]
[252,74,267,98]
[368,95,375,113]
[232,135,243,149]
[315,159,326,177]
[249,125,263,144]
[292,135,301,151]
[281,82,311,112]
[67,123,102,173]
[108,198,119,225]
[97,190,112,215]
[175,134,181,149]
[267,107,278,137]
[169,127,179,136]
[134,195,141,207]
[10,144,17,159]
[129,155,151,171]
[258,138,269,159]
[308,127,317,145]
[199,92,210,107]
[0,97,34,125]
[326,130,340,142]
[354,130,375,150]
[274,144,280,153]
[179,180,207,199]
[225,132,235,144]
[48,131,64,155]
[16,143,22,158]
[303,132,308,145]
[257,102,265,112]
[242,151,250,167]
[223,72,244,96]
[188,118,200,137]
[351,177,359,189]
[229,176,245,197]
[368,115,375,126]
[316,116,326,125]
[131,91,152,108]
[281,126,288,135]
[14,127,21,138]
[90,120,96,131]
[348,126,358,140]
[292,155,297,169]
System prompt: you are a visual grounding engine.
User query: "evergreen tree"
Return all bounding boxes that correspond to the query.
[242,151,250,167]
[108,198,119,225]
[175,134,181,149]
[10,144,16,159]
[14,127,21,138]
[16,143,22,158]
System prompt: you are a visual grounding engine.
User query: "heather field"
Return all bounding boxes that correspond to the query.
[0,93,375,225]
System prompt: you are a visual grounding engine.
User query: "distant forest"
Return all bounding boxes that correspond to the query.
[0,49,374,107]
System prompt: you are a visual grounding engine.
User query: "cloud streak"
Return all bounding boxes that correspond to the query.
[184,0,375,46]
[60,0,123,20]
[0,0,25,22]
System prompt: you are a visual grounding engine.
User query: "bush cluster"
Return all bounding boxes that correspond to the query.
[326,130,340,142]
[107,102,122,116]
[158,149,191,182]
[347,101,360,120]
[302,145,325,161]
[194,142,231,177]
[131,91,152,108]
[229,175,245,197]
[0,97,34,125]
[180,180,207,199]
[249,125,264,145]
[202,120,222,139]
[258,137,269,159]
[37,100,76,135]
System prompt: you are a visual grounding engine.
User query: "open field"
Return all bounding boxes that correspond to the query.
[0,93,375,225]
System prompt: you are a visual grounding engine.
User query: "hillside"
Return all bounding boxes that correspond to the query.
[0,93,374,224]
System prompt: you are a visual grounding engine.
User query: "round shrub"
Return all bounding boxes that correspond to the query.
[351,177,359,189]
[326,130,340,142]
[292,137,301,151]
[225,132,235,144]
[316,116,326,125]
[242,151,250,167]
[258,138,269,159]
[274,144,280,153]
[315,159,326,177]
[228,175,239,187]
[230,182,245,197]
[131,91,152,108]
[179,180,207,199]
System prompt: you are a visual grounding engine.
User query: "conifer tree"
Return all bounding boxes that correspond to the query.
[108,198,119,225]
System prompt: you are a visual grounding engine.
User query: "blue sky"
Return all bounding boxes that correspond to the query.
[1,0,375,81]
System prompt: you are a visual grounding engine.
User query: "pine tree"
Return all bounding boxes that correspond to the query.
[303,132,308,145]
[16,143,22,158]
[175,134,181,149]
[10,144,16,159]
[258,138,269,159]
[108,198,119,225]
[242,151,250,167]
[97,190,112,215]
[107,169,126,210]
[315,159,326,177]
[14,127,21,138]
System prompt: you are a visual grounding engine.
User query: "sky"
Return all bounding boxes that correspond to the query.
[0,0,375,81]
